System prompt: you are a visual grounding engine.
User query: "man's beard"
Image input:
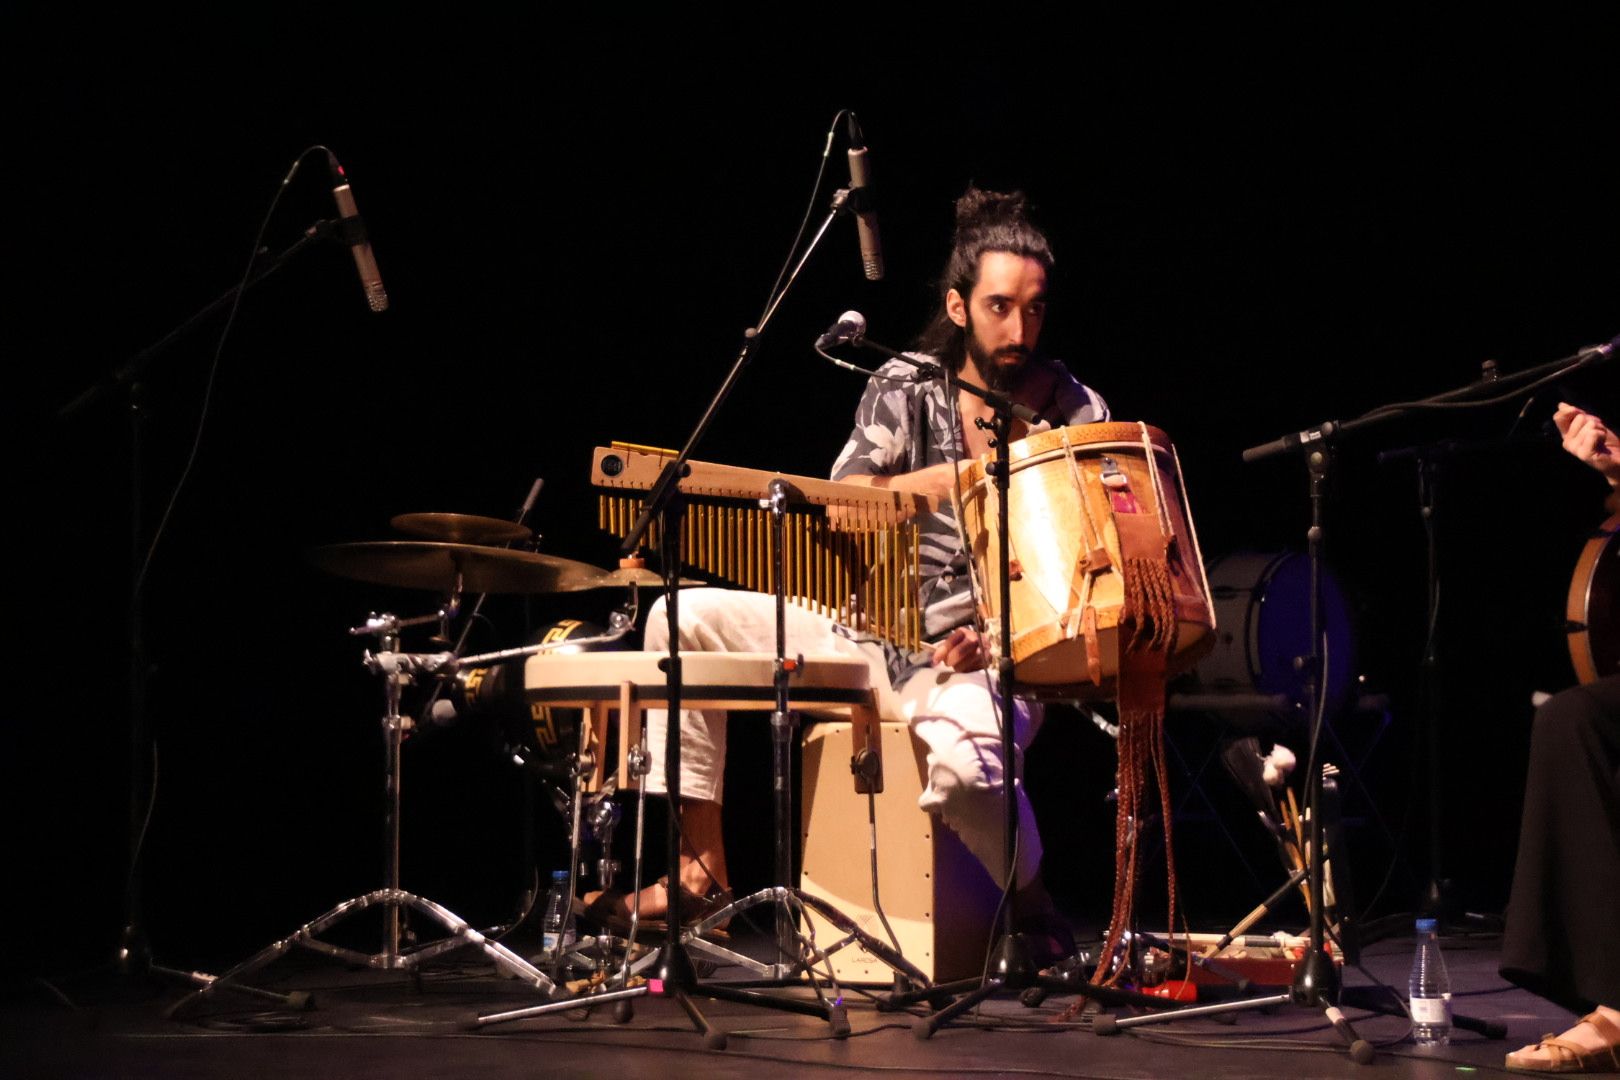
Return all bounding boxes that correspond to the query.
[964,318,1030,391]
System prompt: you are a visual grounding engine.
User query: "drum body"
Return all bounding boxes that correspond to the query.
[449,619,621,772]
[1567,513,1620,685]
[957,422,1215,698]
[1196,551,1357,718]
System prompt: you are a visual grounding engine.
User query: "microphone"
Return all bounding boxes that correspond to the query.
[1241,421,1337,464]
[1579,331,1620,360]
[325,152,389,313]
[816,310,867,350]
[845,117,883,281]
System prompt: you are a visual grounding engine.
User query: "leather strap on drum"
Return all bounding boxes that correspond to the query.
[1092,513,1182,988]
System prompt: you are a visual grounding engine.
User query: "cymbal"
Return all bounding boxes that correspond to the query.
[588,566,705,589]
[309,542,607,594]
[390,512,533,545]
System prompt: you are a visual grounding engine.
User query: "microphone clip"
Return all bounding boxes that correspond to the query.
[839,184,876,215]
[331,215,370,247]
[302,216,369,247]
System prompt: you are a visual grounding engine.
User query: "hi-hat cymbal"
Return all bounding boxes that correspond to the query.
[390,512,533,545]
[588,566,705,589]
[309,541,607,594]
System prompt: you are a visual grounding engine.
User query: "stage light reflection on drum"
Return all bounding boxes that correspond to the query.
[1195,552,1358,721]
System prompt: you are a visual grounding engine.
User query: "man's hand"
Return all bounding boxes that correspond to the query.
[1554,402,1620,486]
[932,626,991,672]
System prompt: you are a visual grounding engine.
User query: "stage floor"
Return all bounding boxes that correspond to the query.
[2,925,1585,1079]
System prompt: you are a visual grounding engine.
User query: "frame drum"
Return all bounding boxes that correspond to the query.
[1567,513,1619,685]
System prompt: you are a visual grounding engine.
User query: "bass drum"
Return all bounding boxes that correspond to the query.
[1567,513,1620,685]
[443,619,625,778]
[1193,552,1358,719]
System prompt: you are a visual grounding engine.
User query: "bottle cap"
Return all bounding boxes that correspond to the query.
[1415,917,1438,932]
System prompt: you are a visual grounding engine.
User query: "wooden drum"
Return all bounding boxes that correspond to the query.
[957,421,1215,698]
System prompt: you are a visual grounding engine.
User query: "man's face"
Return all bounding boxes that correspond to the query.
[951,251,1048,390]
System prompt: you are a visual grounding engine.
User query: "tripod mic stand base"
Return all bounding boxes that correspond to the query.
[1094,982,1376,1065]
[989,931,1040,987]
[653,939,700,989]
[1290,944,1341,1006]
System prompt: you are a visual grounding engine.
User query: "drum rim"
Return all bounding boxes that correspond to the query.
[957,422,1175,495]
[1566,513,1620,683]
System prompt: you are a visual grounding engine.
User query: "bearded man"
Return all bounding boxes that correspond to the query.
[588,188,1108,963]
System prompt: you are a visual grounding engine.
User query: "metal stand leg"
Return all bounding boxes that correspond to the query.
[770,706,798,968]
[1087,449,1376,1067]
[676,480,929,1019]
[472,714,660,1030]
[167,887,559,1019]
[170,613,563,1021]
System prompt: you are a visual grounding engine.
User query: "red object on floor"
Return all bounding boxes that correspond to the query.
[1149,980,1198,1001]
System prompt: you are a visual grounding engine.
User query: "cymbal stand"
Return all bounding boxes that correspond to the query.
[169,609,560,1019]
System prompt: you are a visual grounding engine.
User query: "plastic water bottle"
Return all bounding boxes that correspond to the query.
[1409,917,1452,1046]
[540,869,575,961]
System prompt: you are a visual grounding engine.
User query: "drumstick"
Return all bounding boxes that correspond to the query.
[1281,792,1313,913]
[1204,864,1312,958]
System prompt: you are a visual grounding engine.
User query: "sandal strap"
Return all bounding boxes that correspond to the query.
[657,874,729,907]
[1539,1035,1588,1063]
[1534,1017,1620,1071]
[1578,1010,1620,1054]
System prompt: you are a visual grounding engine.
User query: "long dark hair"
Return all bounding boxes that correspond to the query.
[914,187,1055,371]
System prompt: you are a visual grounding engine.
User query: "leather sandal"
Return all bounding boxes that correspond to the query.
[1505,1010,1620,1073]
[582,875,732,938]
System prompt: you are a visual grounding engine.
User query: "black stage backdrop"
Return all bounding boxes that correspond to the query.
[6,24,1616,975]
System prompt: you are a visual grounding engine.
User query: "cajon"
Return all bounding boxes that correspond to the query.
[800,720,1003,983]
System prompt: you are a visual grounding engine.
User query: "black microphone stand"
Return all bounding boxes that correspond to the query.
[1086,421,1378,1061]
[54,218,347,991]
[839,337,1175,1032]
[1091,336,1614,1061]
[1370,426,1515,938]
[614,185,865,1048]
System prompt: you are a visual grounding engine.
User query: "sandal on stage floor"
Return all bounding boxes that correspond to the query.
[1505,1010,1620,1073]
[582,876,732,939]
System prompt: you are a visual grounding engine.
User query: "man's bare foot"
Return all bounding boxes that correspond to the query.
[1505,1005,1620,1072]
[582,871,726,923]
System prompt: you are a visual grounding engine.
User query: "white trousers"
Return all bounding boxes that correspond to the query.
[642,589,1044,888]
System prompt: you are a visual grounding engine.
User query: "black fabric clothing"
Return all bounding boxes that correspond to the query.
[1500,674,1620,1012]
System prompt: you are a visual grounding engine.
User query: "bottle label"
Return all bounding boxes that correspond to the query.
[1410,995,1451,1024]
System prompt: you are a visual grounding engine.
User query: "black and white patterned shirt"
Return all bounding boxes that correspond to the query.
[830,354,1110,647]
